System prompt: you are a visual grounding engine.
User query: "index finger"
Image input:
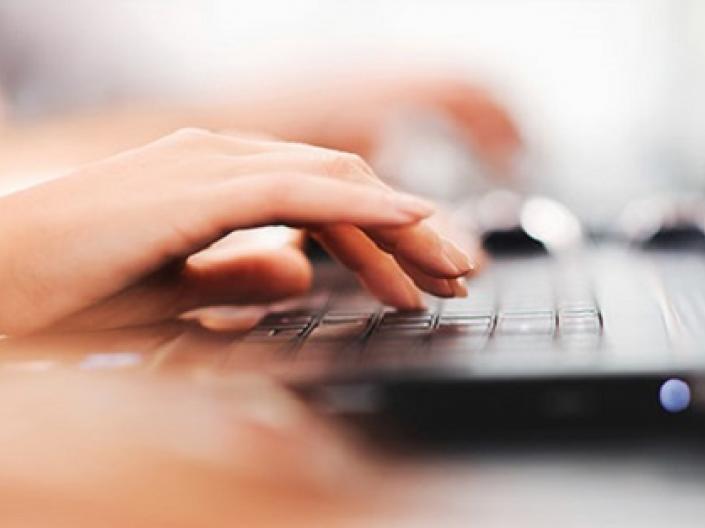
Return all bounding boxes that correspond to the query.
[213,138,475,278]
[364,222,474,279]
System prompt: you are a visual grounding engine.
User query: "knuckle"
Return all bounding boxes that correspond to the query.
[257,175,294,214]
[325,152,367,180]
[169,127,213,143]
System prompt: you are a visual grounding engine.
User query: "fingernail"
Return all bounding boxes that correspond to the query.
[450,278,468,298]
[393,193,436,219]
[402,282,425,310]
[442,239,474,274]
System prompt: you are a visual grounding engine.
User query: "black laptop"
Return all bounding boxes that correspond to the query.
[216,212,705,431]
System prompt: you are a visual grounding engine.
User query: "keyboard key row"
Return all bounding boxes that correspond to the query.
[240,302,602,351]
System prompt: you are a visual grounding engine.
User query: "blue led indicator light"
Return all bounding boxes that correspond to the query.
[659,378,691,413]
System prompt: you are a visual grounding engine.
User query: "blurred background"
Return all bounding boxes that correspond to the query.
[1,0,705,223]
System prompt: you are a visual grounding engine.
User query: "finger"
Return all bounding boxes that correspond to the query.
[233,148,474,279]
[214,135,349,157]
[364,223,474,279]
[208,174,434,231]
[158,128,327,158]
[395,255,468,299]
[223,150,375,183]
[218,129,280,142]
[157,128,274,155]
[313,225,423,310]
[460,98,521,154]
[203,140,473,280]
[369,209,481,281]
[180,305,268,332]
[431,82,522,173]
[213,150,473,279]
[182,244,313,306]
[205,226,304,252]
[53,245,313,330]
[163,128,342,158]
[316,224,466,299]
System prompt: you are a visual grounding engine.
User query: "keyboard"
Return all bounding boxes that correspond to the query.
[226,256,606,381]
[3,246,705,388]
[3,245,704,426]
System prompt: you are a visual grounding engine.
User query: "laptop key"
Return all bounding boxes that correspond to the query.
[496,311,556,336]
[559,314,601,335]
[380,312,434,323]
[242,327,305,342]
[558,310,602,346]
[308,319,371,340]
[322,312,373,322]
[366,315,434,355]
[437,315,493,336]
[379,313,434,332]
[559,307,599,316]
[426,315,494,357]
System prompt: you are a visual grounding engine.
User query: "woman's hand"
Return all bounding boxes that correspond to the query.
[0,72,520,185]
[292,74,522,175]
[0,129,472,335]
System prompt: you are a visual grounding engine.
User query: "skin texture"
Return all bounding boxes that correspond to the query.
[0,129,475,335]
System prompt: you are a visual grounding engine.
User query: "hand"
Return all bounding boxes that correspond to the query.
[0,129,473,335]
[0,72,520,188]
[258,72,522,175]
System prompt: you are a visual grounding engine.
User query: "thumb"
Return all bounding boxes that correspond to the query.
[54,242,313,331]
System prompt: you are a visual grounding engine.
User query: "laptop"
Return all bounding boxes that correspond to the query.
[191,215,703,431]
[3,126,705,433]
[3,192,705,433]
